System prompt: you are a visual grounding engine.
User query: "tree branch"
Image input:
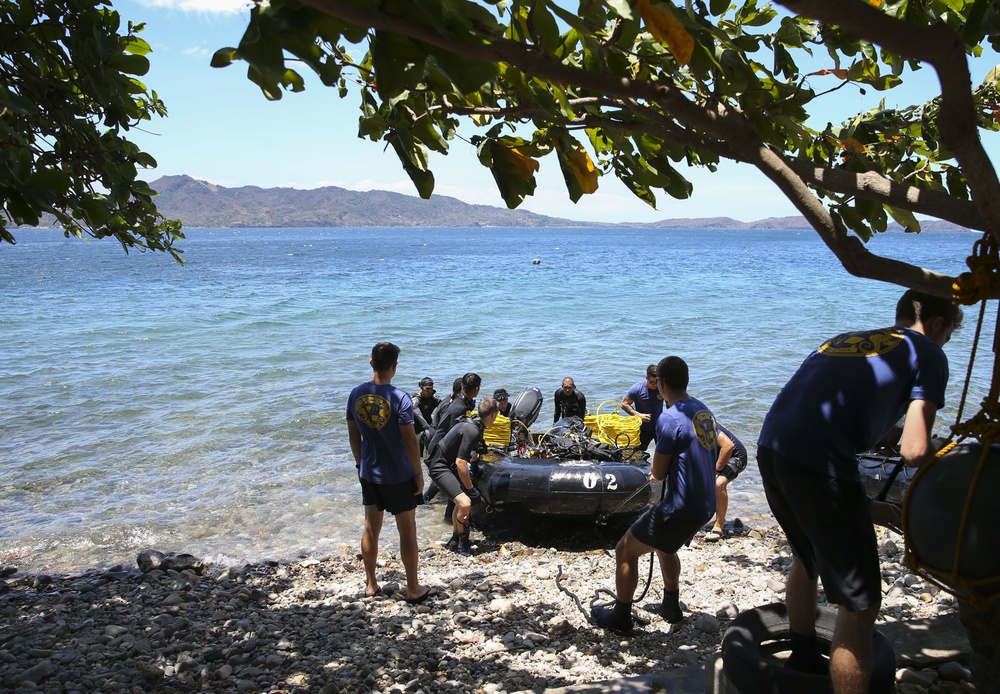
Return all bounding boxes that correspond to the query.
[780,0,1000,245]
[779,157,986,231]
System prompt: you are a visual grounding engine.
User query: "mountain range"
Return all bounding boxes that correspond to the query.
[148,175,968,231]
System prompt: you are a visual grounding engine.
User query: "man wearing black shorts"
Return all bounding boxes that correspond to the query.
[705,422,747,541]
[427,398,500,556]
[592,356,718,634]
[757,290,961,693]
[346,342,435,604]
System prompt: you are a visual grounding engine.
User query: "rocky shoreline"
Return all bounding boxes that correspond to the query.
[0,509,977,693]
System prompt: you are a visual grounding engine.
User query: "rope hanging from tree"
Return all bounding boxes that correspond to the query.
[903,231,1000,609]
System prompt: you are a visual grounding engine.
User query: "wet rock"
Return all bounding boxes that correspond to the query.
[937,661,972,682]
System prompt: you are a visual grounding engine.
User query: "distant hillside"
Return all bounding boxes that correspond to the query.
[148,175,971,231]
[150,175,593,229]
[633,215,968,231]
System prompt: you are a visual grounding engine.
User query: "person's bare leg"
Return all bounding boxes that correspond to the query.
[361,504,384,597]
[830,605,878,694]
[452,494,472,533]
[657,551,680,591]
[394,508,429,600]
[656,550,683,622]
[784,554,829,673]
[786,555,818,635]
[713,476,729,533]
[614,531,652,601]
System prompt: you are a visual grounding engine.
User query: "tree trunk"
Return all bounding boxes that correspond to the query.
[958,598,1000,694]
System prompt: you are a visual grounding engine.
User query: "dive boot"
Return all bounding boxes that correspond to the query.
[591,599,634,635]
[455,532,473,557]
[657,590,684,623]
[444,532,460,552]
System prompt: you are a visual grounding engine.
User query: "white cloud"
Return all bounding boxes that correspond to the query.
[181,45,213,58]
[136,0,251,14]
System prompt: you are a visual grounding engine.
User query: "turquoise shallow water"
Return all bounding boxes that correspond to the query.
[1,226,994,573]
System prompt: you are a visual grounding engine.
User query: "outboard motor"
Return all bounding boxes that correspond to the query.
[509,387,543,428]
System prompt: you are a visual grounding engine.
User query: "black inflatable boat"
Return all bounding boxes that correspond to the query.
[472,387,655,520]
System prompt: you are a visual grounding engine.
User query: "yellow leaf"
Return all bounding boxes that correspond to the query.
[564,142,599,194]
[496,145,540,181]
[807,68,850,80]
[842,138,868,154]
[637,0,694,66]
[868,0,884,7]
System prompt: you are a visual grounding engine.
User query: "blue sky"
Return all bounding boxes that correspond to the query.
[117,0,999,224]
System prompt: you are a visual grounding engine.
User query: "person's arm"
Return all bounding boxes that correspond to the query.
[413,407,431,434]
[554,390,561,423]
[399,423,424,495]
[347,420,362,470]
[579,392,587,417]
[455,456,474,489]
[899,399,939,467]
[454,428,482,493]
[649,450,672,483]
[716,430,735,472]
[622,394,650,423]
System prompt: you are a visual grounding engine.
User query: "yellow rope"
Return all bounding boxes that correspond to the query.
[953,231,1000,305]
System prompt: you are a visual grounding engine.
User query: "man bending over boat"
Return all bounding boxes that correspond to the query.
[704,422,747,542]
[757,290,960,692]
[426,398,500,556]
[346,342,435,603]
[592,356,718,634]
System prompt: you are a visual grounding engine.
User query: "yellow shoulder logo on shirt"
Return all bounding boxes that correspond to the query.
[355,394,391,430]
[693,410,718,451]
[817,328,904,357]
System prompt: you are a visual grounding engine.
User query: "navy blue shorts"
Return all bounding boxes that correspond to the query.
[718,454,747,482]
[758,446,880,612]
[360,476,421,515]
[629,504,707,554]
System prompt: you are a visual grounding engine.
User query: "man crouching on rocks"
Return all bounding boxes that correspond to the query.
[346,342,436,604]
[591,356,718,634]
[426,398,500,556]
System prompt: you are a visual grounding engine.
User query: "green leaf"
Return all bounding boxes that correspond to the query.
[211,47,239,68]
[885,205,920,232]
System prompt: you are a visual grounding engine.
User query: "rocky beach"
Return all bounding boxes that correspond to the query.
[0,507,977,693]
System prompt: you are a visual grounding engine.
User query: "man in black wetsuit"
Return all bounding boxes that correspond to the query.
[427,398,500,556]
[553,377,587,423]
[412,377,441,456]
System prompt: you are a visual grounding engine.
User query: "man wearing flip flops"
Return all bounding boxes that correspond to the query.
[704,422,747,542]
[346,342,437,605]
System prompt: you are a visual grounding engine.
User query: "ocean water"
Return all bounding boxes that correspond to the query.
[1,226,995,574]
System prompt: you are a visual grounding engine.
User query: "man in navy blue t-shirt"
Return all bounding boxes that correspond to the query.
[757,290,961,691]
[593,356,718,634]
[621,364,665,450]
